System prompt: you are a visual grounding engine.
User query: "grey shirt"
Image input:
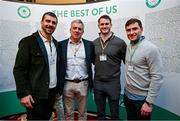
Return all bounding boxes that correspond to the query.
[94,34,127,82]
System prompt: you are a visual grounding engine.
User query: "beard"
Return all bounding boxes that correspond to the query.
[42,26,55,35]
[100,29,110,35]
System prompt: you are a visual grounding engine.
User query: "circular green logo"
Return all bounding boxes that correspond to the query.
[146,0,161,8]
[17,6,31,18]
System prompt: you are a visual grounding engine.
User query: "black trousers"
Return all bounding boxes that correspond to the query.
[94,80,120,120]
[124,95,151,120]
[26,88,56,120]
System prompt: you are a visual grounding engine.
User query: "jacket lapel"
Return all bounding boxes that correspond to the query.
[82,39,89,62]
[36,36,49,65]
[63,39,68,60]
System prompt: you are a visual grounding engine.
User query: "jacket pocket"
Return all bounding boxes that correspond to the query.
[31,51,44,65]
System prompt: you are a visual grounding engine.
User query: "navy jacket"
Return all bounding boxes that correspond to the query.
[58,38,94,93]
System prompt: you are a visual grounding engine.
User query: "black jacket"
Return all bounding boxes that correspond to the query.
[13,31,61,99]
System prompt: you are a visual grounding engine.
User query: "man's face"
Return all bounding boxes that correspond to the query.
[125,22,143,42]
[70,22,84,42]
[41,15,57,35]
[98,18,112,35]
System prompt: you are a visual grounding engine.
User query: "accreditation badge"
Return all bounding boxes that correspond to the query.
[49,57,55,65]
[99,54,107,61]
[128,65,134,72]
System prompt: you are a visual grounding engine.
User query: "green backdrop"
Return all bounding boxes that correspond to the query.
[0,91,180,120]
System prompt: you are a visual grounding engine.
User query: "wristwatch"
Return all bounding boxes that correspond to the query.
[145,101,152,107]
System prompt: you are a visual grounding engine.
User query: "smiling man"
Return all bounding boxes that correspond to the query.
[58,19,94,120]
[93,15,127,120]
[13,12,61,120]
[124,18,163,120]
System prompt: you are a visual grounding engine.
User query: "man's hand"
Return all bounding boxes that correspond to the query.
[20,95,35,109]
[140,102,152,116]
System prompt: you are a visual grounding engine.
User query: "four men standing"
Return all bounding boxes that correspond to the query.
[13,11,163,120]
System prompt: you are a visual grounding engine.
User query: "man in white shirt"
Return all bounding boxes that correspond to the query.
[13,12,61,120]
[58,19,94,120]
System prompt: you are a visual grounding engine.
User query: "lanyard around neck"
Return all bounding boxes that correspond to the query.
[99,34,114,53]
[128,36,145,64]
[100,39,110,54]
[70,42,82,57]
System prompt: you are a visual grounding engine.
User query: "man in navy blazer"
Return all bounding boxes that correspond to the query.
[13,12,61,120]
[58,19,94,120]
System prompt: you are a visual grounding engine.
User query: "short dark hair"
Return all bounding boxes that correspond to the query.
[125,18,142,28]
[98,15,112,24]
[41,12,58,21]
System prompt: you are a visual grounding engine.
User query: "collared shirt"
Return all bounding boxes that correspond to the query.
[99,32,113,46]
[65,38,88,80]
[124,88,146,101]
[39,31,57,88]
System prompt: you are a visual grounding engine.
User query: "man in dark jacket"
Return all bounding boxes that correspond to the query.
[13,12,61,120]
[58,19,94,120]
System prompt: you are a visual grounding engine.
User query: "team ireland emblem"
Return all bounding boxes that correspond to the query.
[146,0,161,8]
[17,6,31,18]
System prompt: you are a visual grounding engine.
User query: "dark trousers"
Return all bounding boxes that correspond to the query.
[26,88,56,120]
[124,95,151,120]
[94,81,120,120]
